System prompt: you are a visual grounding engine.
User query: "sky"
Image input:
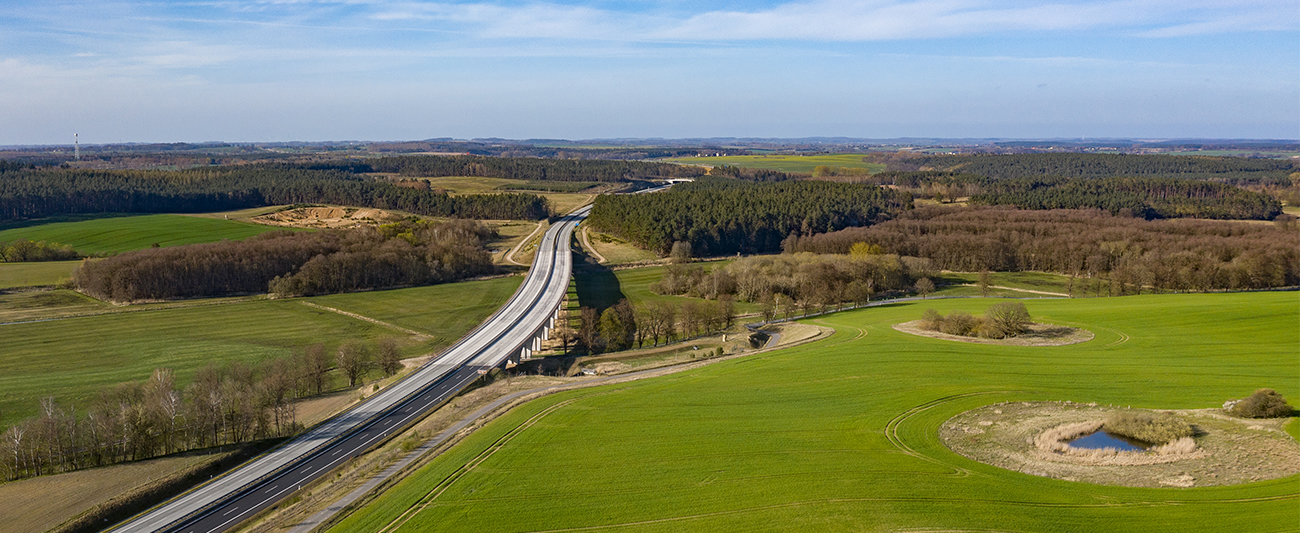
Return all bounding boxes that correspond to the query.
[0,0,1297,144]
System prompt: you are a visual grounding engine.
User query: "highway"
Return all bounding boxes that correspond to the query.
[111,205,590,533]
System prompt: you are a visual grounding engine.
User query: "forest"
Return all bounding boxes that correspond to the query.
[362,155,709,182]
[877,152,1298,186]
[0,165,549,221]
[783,206,1299,292]
[821,171,1281,220]
[75,219,495,301]
[586,177,912,256]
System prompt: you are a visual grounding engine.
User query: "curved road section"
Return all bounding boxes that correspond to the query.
[112,206,590,533]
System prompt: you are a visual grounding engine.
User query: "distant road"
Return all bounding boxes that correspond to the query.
[112,206,590,533]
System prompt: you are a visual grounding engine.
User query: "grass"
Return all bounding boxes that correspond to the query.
[0,277,522,427]
[0,213,290,255]
[661,153,887,174]
[1286,418,1299,441]
[329,292,1298,533]
[0,260,80,289]
[574,261,761,315]
[0,289,111,323]
[937,271,1073,295]
[583,226,659,265]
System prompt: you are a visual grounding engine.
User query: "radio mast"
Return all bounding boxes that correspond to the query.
[74,133,80,160]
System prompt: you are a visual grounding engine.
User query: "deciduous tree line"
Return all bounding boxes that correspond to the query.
[783,206,1299,292]
[1,239,79,262]
[75,219,496,301]
[559,297,737,355]
[650,253,936,319]
[0,339,403,482]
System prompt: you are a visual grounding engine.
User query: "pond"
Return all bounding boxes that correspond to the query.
[1067,430,1149,452]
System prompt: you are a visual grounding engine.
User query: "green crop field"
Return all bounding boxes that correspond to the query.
[330,292,1298,533]
[0,213,291,255]
[0,260,80,289]
[661,153,887,174]
[0,277,522,427]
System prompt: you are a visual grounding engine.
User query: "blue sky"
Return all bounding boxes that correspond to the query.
[1,0,1296,144]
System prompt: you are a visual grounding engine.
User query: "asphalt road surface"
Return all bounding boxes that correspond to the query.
[111,206,590,533]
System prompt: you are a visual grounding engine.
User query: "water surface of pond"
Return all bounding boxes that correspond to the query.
[1067,430,1149,452]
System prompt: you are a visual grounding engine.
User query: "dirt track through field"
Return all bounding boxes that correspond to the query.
[300,302,431,340]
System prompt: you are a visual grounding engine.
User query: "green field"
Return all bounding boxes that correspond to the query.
[0,213,290,254]
[331,292,1298,533]
[0,260,79,288]
[661,154,887,174]
[0,277,522,427]
[575,261,761,315]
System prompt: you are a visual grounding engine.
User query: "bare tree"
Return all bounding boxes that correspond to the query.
[377,338,402,377]
[336,340,372,387]
[915,277,935,299]
[978,269,991,297]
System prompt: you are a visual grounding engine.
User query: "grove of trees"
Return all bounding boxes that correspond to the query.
[1,239,79,262]
[782,206,1299,292]
[76,219,496,301]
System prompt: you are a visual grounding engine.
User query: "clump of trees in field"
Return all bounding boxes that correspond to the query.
[1226,389,1295,419]
[0,338,405,482]
[920,302,1031,339]
[1,239,79,262]
[0,165,549,221]
[783,206,1299,292]
[587,177,911,256]
[75,219,495,301]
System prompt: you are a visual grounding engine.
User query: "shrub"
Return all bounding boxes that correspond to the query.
[1104,411,1194,444]
[920,309,942,330]
[984,302,1031,338]
[1229,389,1294,418]
[938,311,981,336]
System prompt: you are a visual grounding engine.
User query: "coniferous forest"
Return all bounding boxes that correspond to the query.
[586,177,912,256]
[0,165,549,221]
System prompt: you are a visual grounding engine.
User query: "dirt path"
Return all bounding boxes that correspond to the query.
[962,284,1069,297]
[579,226,607,264]
[505,220,547,266]
[300,302,431,341]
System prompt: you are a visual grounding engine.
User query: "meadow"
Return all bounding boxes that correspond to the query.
[575,261,761,316]
[0,260,79,288]
[0,277,522,427]
[0,213,289,255]
[329,292,1298,533]
[661,153,886,174]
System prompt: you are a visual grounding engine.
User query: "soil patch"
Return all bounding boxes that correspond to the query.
[254,206,404,229]
[894,320,1093,346]
[941,401,1300,487]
